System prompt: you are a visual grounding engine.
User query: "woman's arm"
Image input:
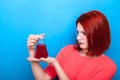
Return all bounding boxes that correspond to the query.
[30,61,51,80]
[53,60,69,80]
[27,34,51,80]
[40,57,70,80]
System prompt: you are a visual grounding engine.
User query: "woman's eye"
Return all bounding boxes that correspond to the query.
[76,30,86,36]
[82,32,86,35]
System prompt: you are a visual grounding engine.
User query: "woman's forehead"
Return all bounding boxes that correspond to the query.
[77,23,85,31]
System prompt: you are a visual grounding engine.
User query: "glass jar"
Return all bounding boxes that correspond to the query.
[35,38,48,59]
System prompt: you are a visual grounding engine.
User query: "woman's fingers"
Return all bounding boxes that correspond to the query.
[27,57,40,62]
[40,57,56,64]
[27,34,46,48]
[28,34,39,41]
[28,34,45,40]
[27,39,37,47]
[40,57,48,62]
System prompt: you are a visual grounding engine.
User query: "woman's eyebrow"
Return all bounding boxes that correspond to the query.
[80,31,85,33]
[80,31,86,34]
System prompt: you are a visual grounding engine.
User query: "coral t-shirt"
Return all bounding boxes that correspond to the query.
[44,45,116,80]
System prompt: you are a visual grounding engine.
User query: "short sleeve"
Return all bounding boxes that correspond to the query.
[44,64,57,79]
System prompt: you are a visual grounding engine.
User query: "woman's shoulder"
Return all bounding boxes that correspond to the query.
[98,55,117,71]
[102,55,116,65]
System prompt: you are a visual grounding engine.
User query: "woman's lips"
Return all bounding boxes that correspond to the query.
[78,42,83,45]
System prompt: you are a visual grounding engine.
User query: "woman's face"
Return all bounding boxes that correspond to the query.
[76,23,88,50]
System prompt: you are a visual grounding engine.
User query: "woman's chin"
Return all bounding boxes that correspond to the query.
[79,46,88,50]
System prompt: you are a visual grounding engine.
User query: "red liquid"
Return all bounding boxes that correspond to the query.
[35,44,48,59]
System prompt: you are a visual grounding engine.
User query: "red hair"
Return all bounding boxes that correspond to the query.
[74,10,111,56]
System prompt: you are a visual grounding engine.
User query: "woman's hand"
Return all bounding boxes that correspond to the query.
[27,34,45,59]
[27,56,57,65]
[40,57,57,65]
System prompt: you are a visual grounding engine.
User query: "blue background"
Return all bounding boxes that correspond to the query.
[0,0,120,80]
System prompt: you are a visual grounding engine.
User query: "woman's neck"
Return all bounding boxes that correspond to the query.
[79,50,88,56]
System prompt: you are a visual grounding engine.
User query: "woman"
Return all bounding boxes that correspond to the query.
[27,10,117,80]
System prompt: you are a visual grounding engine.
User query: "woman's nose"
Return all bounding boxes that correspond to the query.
[77,35,83,41]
